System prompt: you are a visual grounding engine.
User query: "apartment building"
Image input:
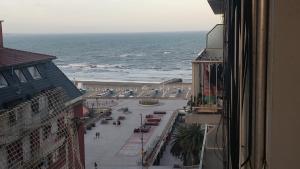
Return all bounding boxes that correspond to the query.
[191,0,300,169]
[188,0,300,169]
[0,21,85,169]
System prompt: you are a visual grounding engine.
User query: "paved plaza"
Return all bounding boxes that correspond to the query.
[84,99,187,169]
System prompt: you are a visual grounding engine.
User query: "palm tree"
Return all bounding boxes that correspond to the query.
[170,124,204,166]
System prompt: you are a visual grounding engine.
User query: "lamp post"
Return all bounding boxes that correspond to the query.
[140,113,144,167]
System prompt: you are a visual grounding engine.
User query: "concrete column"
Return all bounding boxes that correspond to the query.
[23,103,32,126]
[23,136,31,161]
[73,103,85,168]
[192,62,200,103]
[52,119,58,133]
[0,147,8,168]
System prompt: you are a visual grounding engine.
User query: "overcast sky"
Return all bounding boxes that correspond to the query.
[0,0,221,33]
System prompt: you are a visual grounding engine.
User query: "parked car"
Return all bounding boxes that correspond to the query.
[146,114,154,118]
[153,111,166,114]
[105,116,113,120]
[133,125,151,133]
[118,116,125,120]
[145,121,159,126]
[101,119,109,124]
[146,118,161,122]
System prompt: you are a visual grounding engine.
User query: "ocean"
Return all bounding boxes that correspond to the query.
[4,32,206,83]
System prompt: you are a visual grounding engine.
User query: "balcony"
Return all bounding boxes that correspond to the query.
[22,135,66,168]
[202,125,223,169]
[0,88,67,145]
[187,24,223,124]
[186,24,224,169]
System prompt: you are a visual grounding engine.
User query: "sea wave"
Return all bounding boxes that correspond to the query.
[119,53,145,58]
[6,32,203,84]
[58,63,126,69]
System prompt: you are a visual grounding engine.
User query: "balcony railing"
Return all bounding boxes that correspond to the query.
[199,125,208,169]
[180,125,208,169]
[191,24,223,113]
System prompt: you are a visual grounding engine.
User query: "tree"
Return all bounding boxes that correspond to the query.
[170,124,204,166]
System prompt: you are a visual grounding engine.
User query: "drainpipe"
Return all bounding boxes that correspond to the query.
[254,0,268,168]
[0,20,3,48]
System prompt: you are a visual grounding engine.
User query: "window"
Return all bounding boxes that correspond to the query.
[8,111,17,127]
[0,73,8,88]
[57,117,65,139]
[47,153,53,166]
[28,66,42,79]
[43,124,51,140]
[14,69,27,83]
[31,98,40,114]
[6,140,23,169]
[58,144,66,159]
[8,107,23,126]
[30,129,40,156]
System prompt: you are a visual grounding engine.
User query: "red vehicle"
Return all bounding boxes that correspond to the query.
[134,125,151,133]
[146,118,161,122]
[145,121,159,126]
[146,114,154,118]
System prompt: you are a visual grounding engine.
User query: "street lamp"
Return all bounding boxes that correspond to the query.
[140,113,144,167]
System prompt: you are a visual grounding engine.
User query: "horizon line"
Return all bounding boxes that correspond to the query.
[3,30,208,35]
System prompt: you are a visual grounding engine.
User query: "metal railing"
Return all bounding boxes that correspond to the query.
[199,125,208,169]
[144,110,179,166]
[192,61,223,108]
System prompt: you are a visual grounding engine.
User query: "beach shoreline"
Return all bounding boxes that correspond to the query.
[75,80,192,100]
[74,80,191,87]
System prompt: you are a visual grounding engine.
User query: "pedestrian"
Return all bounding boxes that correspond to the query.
[94,162,98,169]
[96,132,100,139]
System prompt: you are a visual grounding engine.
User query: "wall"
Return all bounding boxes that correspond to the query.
[267,0,300,168]
[74,103,85,168]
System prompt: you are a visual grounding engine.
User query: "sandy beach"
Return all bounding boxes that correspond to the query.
[75,80,192,100]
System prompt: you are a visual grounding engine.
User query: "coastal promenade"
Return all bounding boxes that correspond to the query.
[84,99,187,169]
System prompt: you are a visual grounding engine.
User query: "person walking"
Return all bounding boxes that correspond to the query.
[95,132,100,139]
[94,162,98,169]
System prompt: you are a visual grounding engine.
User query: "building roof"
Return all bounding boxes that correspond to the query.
[0,48,81,108]
[194,48,223,62]
[0,48,55,68]
[0,61,82,108]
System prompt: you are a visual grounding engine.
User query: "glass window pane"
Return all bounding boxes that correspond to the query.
[14,69,27,83]
[0,73,8,88]
[28,66,42,80]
